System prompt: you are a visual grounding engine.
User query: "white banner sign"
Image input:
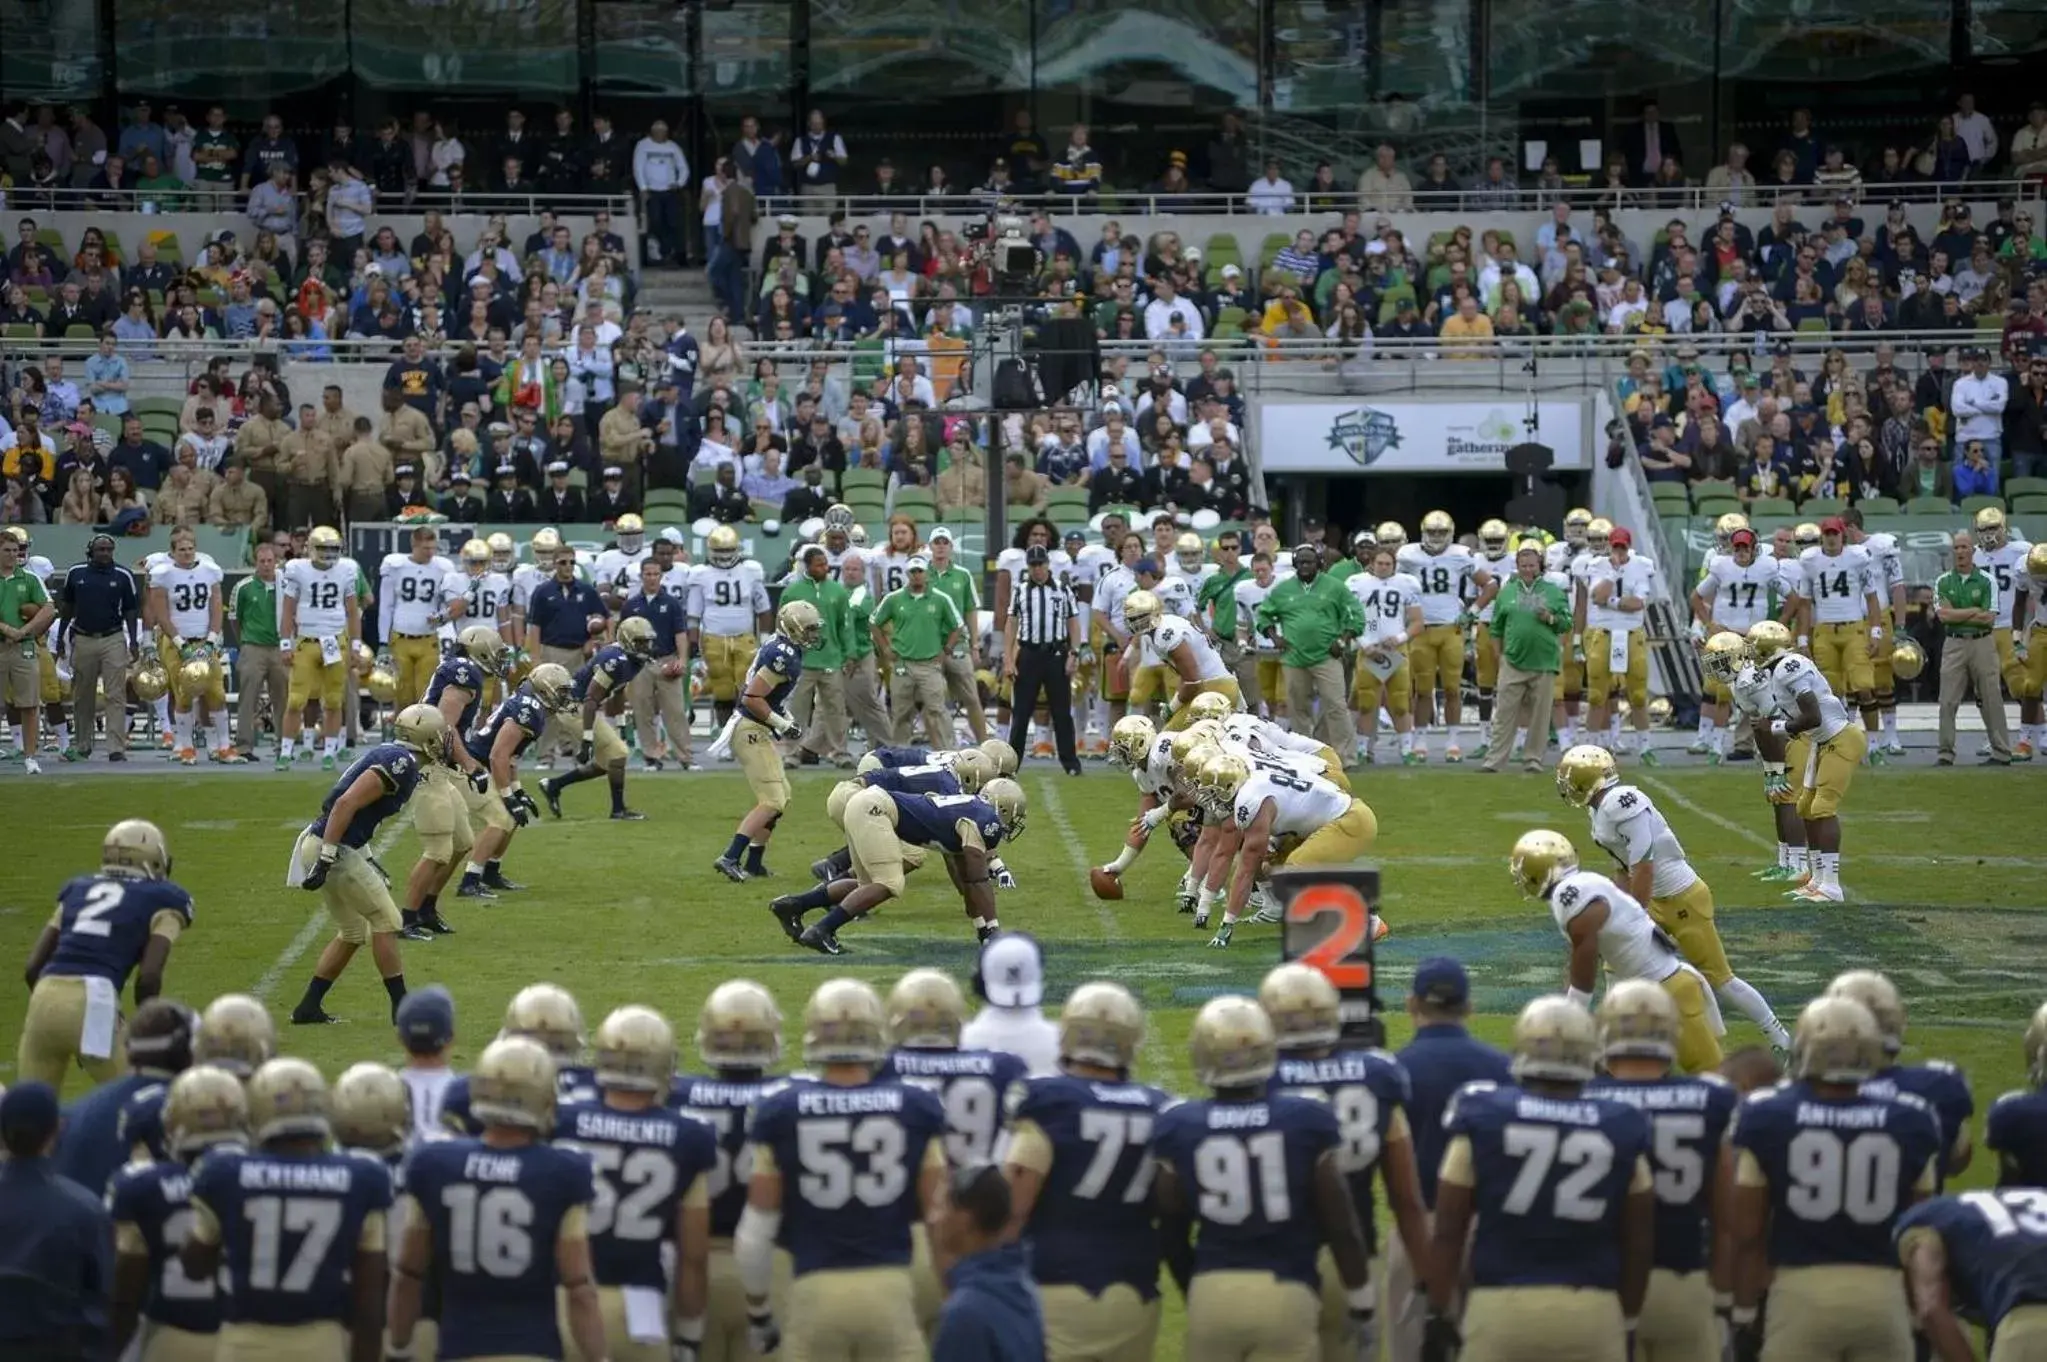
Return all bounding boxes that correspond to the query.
[1256,399,1589,473]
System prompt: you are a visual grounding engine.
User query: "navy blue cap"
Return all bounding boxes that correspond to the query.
[1411,956,1470,1007]
[1135,556,1161,576]
[0,1080,61,1154]
[395,985,456,1052]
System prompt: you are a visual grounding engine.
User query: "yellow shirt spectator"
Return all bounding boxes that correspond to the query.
[1438,301,1496,358]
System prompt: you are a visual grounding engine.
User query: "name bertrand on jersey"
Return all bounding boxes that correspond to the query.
[233,1160,359,1192]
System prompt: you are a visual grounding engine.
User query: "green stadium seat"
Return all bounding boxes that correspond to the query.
[1905,497,1956,516]
[1855,496,1901,515]
[131,397,184,421]
[1960,494,2006,516]
[2010,495,2047,516]
[1795,316,1830,334]
[1750,497,1798,517]
[1649,485,1691,508]
[1692,478,1737,499]
[2,323,36,342]
[64,324,98,341]
[1798,497,1847,517]
[1258,232,1290,267]
[841,468,886,493]
[2006,477,2047,499]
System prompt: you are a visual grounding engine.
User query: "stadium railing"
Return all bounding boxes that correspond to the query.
[6,187,638,219]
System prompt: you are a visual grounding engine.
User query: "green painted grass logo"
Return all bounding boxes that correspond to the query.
[1329,407,1401,467]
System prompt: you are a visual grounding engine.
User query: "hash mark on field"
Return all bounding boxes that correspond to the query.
[254,820,407,1001]
[1637,775,1775,851]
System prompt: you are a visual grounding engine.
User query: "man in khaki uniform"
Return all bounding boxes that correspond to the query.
[379,389,436,487]
[233,393,292,513]
[282,402,341,532]
[311,384,360,453]
[1934,530,2013,765]
[340,417,393,525]
[209,464,269,535]
[598,386,652,505]
[935,441,988,518]
[0,531,55,773]
[155,460,215,528]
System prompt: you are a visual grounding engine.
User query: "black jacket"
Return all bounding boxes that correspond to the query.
[588,487,637,522]
[443,493,486,522]
[1089,464,1145,512]
[536,485,586,522]
[689,481,751,524]
[486,488,535,523]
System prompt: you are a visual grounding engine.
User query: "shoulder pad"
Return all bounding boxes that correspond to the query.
[1922,1059,1962,1076]
[1990,1088,2035,1110]
[1893,1090,1935,1116]
[1605,785,1649,817]
[1696,1071,1734,1090]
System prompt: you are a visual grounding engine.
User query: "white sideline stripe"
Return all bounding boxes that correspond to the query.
[254,820,408,1001]
[1637,774,1776,852]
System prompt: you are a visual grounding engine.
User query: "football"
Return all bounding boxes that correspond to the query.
[1090,866,1124,900]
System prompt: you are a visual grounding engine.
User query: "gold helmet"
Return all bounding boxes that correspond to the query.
[503,983,585,1064]
[887,969,967,1048]
[979,738,1019,777]
[1648,696,1672,726]
[366,657,399,704]
[1791,996,1885,1084]
[2025,1000,2047,1087]
[982,777,1027,840]
[130,659,170,703]
[2027,542,2047,584]
[1564,508,1593,547]
[1890,639,1925,680]
[1168,720,1224,774]
[471,1034,559,1130]
[823,502,856,532]
[459,624,509,675]
[1713,511,1750,552]
[1597,979,1680,1062]
[777,598,824,649]
[1123,589,1162,636]
[331,1062,411,1154]
[308,524,343,568]
[1259,963,1342,1051]
[179,649,216,700]
[1511,995,1599,1083]
[1421,510,1454,551]
[803,977,890,1065]
[1478,519,1510,554]
[1555,744,1619,808]
[1976,504,2008,549]
[593,1005,678,1093]
[461,537,492,573]
[527,662,577,712]
[1174,531,1207,574]
[1059,981,1145,1071]
[531,527,564,560]
[1509,829,1580,898]
[615,512,645,553]
[1702,631,1750,683]
[1793,521,1822,550]
[1375,520,1407,551]
[164,1064,249,1157]
[946,748,995,794]
[1189,995,1278,1090]
[1584,518,1613,553]
[104,818,172,878]
[487,531,517,572]
[617,614,657,660]
[194,994,276,1077]
[1747,619,1794,663]
[1109,715,1157,769]
[708,524,743,568]
[393,703,449,763]
[246,1057,331,1142]
[1193,748,1251,817]
[825,778,862,825]
[354,640,377,674]
[1185,690,1235,725]
[697,980,784,1069]
[1826,970,1906,1055]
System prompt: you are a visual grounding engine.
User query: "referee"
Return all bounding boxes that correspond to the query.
[1003,545,1082,775]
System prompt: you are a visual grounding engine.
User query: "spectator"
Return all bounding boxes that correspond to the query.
[790,108,846,200]
[1953,92,1999,173]
[1259,286,1319,341]
[1623,98,1682,185]
[633,119,690,266]
[688,461,750,523]
[2008,353,2047,479]
[1704,144,1756,204]
[209,461,269,533]
[2013,101,2047,183]
[1737,432,1791,504]
[1467,156,1518,210]
[1953,439,2000,501]
[1901,435,1954,501]
[1950,345,2009,465]
[83,333,130,417]
[1926,115,1971,183]
[1088,444,1143,511]
[1050,123,1101,198]
[1812,146,1861,199]
[1779,107,1821,181]
[1244,157,1295,214]
[1438,294,1495,358]
[1357,143,1413,211]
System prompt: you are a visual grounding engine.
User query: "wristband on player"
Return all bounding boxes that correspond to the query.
[1566,986,1592,1008]
[673,1317,705,1345]
[1796,634,1810,648]
[581,729,595,743]
[1714,1292,1735,1312]
[1345,1285,1375,1313]
[1870,627,1883,638]
[317,843,339,864]
[1731,1307,1758,1326]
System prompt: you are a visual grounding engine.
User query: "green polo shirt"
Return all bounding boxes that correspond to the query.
[1325,558,1365,584]
[846,585,877,660]
[192,128,238,183]
[229,575,280,647]
[1255,571,1364,669]
[1935,568,1995,637]
[1197,566,1251,637]
[779,572,850,670]
[1,565,51,637]
[873,585,964,661]
[1488,575,1571,673]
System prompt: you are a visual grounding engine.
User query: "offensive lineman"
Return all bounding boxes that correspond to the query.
[1191,745,1380,948]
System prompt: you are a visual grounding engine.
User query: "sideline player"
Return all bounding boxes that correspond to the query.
[710,600,822,882]
[691,525,772,730]
[1548,509,1595,747]
[405,624,511,937]
[1787,515,1883,758]
[1750,617,1865,902]
[455,664,574,899]
[1844,509,1908,756]
[1585,526,1658,761]
[1234,550,1285,723]
[1347,544,1424,764]
[279,525,363,769]
[441,538,517,693]
[538,614,656,821]
[1557,744,1790,1049]
[148,527,234,764]
[380,526,456,712]
[1398,510,1493,761]
[1470,519,1516,753]
[18,819,190,1090]
[1691,527,1781,760]
[2010,542,2047,761]
[1977,505,2035,757]
[590,512,652,608]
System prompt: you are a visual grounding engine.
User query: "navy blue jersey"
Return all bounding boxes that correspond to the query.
[859,762,963,797]
[1443,1081,1654,1291]
[882,1047,1029,1167]
[120,1083,171,1163]
[1010,1075,1172,1299]
[891,792,1005,854]
[868,745,936,769]
[191,1147,393,1327]
[464,687,551,766]
[746,635,804,713]
[439,1065,597,1136]
[1583,1073,1739,1275]
[42,874,193,992]
[1731,1080,1943,1269]
[109,1156,226,1335]
[1864,1061,1974,1187]
[749,1077,947,1275]
[1895,1191,2047,1331]
[1153,1095,1341,1289]
[403,1138,595,1361]
[425,656,489,734]
[1271,1049,1413,1255]
[1987,1088,2047,1188]
[554,1101,718,1291]
[308,743,424,850]
[571,643,644,701]
[55,1072,155,1198]
[671,1074,787,1238]
[1396,1024,1514,1208]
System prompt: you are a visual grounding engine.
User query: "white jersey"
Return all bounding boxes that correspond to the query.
[690,559,770,636]
[1798,546,1874,625]
[1152,614,1229,682]
[1474,552,1515,621]
[1548,869,1682,985]
[1234,577,1278,650]
[443,569,514,642]
[1981,538,2033,621]
[1586,554,1657,634]
[1095,566,1137,646]
[1860,534,1904,610]
[1135,732,1181,799]
[591,545,653,599]
[381,554,456,638]
[26,553,55,581]
[1221,712,1325,762]
[1134,576,1195,669]
[1545,540,1583,578]
[1764,652,1854,741]
[995,546,1075,593]
[1397,544,1479,625]
[875,549,921,598]
[1589,785,1700,899]
[1348,571,1423,647]
[509,559,593,610]
[1168,562,1217,608]
[1072,543,1118,592]
[1696,555,1782,633]
[282,557,358,639]
[153,560,224,639]
[398,1067,459,1142]
[1232,768,1352,840]
[659,563,694,602]
[1729,663,1775,720]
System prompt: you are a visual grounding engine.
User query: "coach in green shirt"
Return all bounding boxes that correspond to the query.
[1255,544,1364,759]
[0,532,55,765]
[1482,538,1572,772]
[873,556,963,745]
[1198,528,1255,704]
[781,544,853,764]
[926,528,991,743]
[1934,530,2010,764]
[228,543,288,755]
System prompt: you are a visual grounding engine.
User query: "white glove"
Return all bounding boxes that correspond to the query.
[280,637,296,655]
[1350,1307,1378,1362]
[745,1310,780,1356]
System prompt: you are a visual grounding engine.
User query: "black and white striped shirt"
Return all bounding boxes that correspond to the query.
[1014,575,1078,646]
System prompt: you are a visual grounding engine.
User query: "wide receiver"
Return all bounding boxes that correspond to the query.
[710,600,823,883]
[1750,618,1864,902]
[1690,526,1780,760]
[1702,630,1810,884]
[1397,510,1494,762]
[278,524,363,770]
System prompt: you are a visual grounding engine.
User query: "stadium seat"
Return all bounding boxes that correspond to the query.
[1798,496,1847,517]
[1750,497,1798,517]
[1795,317,1830,334]
[1258,232,1290,268]
[1856,496,1901,515]
[2006,477,2047,499]
[1960,494,2006,516]
[2010,495,2047,516]
[1692,478,1737,499]
[65,324,97,341]
[1906,497,1956,515]
[1649,485,1691,511]
[892,487,936,514]
[840,468,886,496]
[2,323,35,342]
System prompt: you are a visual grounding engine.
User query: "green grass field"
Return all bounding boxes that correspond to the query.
[2,760,2039,1353]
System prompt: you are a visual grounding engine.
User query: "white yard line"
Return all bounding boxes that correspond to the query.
[1636,774,1776,852]
[254,820,408,1001]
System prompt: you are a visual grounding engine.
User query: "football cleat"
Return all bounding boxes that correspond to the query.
[482,869,524,891]
[457,881,498,900]
[610,808,647,821]
[769,896,809,941]
[399,923,433,942]
[811,856,837,883]
[421,912,456,935]
[539,779,564,819]
[289,1007,341,1025]
[714,856,750,883]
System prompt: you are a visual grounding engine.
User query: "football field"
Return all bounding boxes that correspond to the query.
[2,759,2039,1352]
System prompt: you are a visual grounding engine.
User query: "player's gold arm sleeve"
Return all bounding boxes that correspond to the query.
[1437,1135,1476,1189]
[1006,1120,1054,1176]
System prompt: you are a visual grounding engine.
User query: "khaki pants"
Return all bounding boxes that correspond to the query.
[1938,632,2011,761]
[1185,1271,1319,1362]
[941,651,988,738]
[1482,658,1556,771]
[237,642,291,751]
[1993,1304,2047,1362]
[1223,638,1262,712]
[1760,1264,1911,1362]
[70,632,132,753]
[889,657,950,745]
[1462,1287,1625,1362]
[344,489,386,524]
[845,655,894,746]
[17,974,126,1091]
[783,1267,923,1362]
[791,666,848,758]
[1284,657,1355,755]
[628,660,693,760]
[538,644,587,758]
